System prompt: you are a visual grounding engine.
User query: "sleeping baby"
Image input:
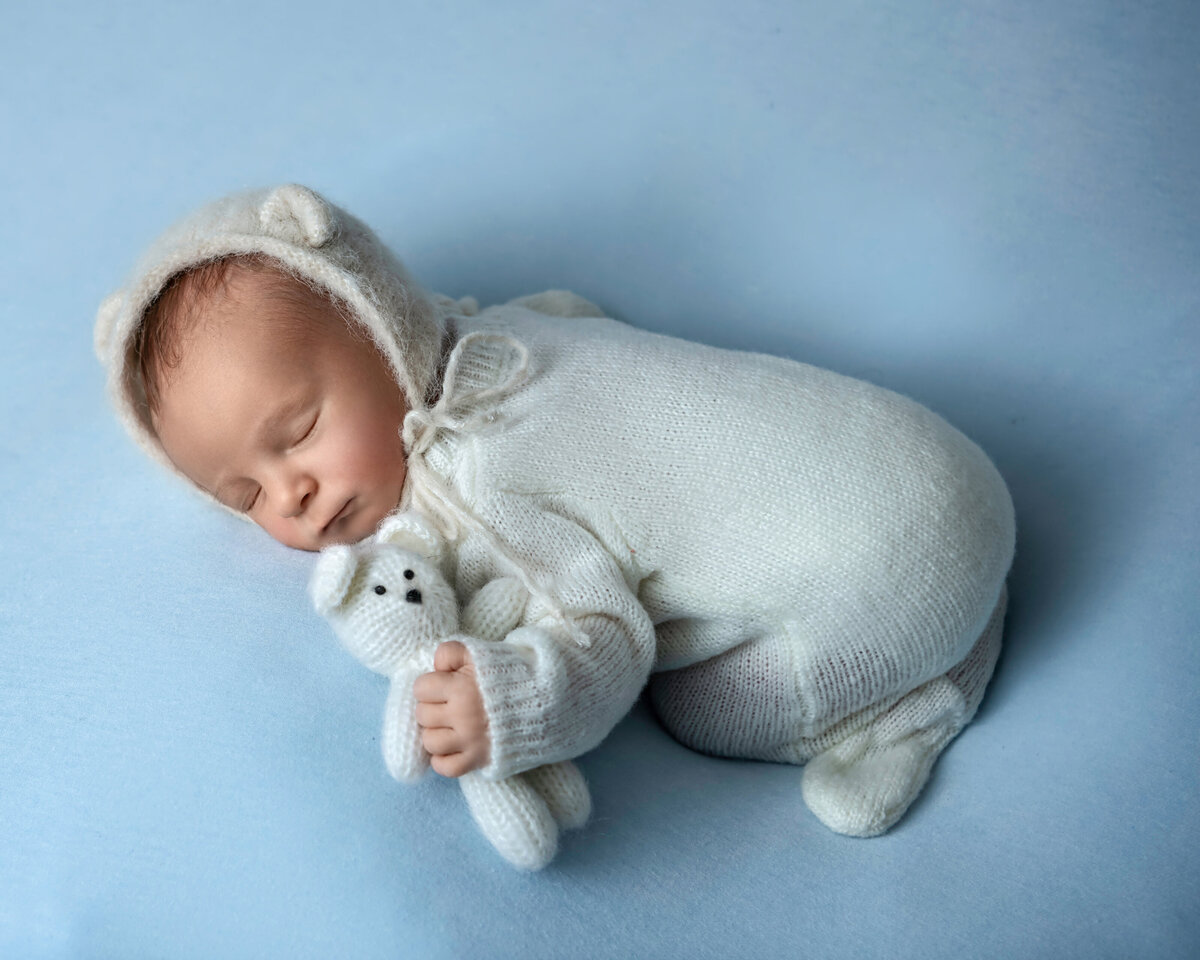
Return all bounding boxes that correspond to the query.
[94,184,1014,839]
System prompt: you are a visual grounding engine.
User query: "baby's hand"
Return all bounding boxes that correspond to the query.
[413,641,491,777]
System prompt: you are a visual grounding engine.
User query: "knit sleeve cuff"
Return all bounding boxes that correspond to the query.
[459,628,573,781]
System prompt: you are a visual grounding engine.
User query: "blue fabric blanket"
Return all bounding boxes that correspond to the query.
[2,1,1196,957]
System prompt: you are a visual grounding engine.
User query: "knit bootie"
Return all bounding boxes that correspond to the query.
[800,675,966,837]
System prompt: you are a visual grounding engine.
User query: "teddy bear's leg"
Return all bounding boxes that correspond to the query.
[458,771,560,870]
[799,585,1007,837]
[522,761,591,830]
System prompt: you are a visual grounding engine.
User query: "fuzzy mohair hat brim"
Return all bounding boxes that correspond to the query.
[93,184,446,514]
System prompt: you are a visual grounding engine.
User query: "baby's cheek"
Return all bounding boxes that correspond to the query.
[342,415,406,483]
[255,511,320,551]
[248,506,319,552]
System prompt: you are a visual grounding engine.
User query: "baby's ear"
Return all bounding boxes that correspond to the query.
[259,184,335,248]
[376,511,444,563]
[94,290,124,362]
[309,545,358,617]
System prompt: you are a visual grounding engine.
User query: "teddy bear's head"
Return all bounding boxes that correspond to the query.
[309,512,459,675]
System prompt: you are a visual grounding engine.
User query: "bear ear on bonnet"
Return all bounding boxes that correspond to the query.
[93,290,124,363]
[376,511,444,562]
[309,544,358,617]
[258,184,335,248]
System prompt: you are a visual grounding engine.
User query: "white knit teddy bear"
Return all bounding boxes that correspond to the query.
[309,511,591,870]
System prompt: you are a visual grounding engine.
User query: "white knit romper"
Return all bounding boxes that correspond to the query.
[407,302,1014,838]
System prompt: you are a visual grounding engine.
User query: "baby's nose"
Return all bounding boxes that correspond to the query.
[279,475,317,518]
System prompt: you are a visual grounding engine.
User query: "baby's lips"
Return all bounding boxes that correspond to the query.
[321,497,355,535]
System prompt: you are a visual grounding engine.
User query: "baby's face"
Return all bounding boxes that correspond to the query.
[154,272,408,551]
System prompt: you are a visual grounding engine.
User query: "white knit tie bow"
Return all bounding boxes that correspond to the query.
[401,331,591,648]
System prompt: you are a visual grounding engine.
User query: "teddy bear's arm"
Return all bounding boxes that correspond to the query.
[381,667,429,783]
[461,577,528,644]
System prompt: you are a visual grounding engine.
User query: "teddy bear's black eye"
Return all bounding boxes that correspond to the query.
[373,585,387,595]
[404,569,415,580]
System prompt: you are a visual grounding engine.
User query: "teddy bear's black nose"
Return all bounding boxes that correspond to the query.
[405,589,422,604]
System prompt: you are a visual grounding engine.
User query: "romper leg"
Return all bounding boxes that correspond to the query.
[799,585,1007,837]
[648,627,808,761]
[945,583,1007,726]
[649,586,1008,838]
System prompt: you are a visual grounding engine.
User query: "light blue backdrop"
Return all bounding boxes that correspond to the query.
[2,1,1197,957]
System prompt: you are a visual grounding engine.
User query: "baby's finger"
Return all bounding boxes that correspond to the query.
[412,671,449,703]
[433,640,470,673]
[415,701,450,728]
[421,726,462,756]
[430,752,475,779]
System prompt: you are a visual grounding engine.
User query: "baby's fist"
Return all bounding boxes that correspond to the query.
[414,641,491,777]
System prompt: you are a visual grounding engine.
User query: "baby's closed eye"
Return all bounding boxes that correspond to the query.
[289,411,319,448]
[241,486,262,513]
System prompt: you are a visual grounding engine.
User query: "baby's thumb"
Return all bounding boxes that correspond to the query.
[433,640,470,673]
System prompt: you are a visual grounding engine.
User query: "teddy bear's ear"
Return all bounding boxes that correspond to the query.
[94,290,124,361]
[309,545,358,617]
[259,184,335,248]
[375,511,444,562]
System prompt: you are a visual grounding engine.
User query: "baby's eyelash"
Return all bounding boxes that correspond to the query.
[243,487,261,513]
[293,413,318,446]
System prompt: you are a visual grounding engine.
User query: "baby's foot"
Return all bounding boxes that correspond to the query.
[800,676,965,837]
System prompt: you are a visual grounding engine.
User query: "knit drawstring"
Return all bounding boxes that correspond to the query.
[401,331,591,648]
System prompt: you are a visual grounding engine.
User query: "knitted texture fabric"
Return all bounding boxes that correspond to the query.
[404,306,1015,836]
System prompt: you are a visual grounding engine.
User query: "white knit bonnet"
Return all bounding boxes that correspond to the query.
[93,184,446,511]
